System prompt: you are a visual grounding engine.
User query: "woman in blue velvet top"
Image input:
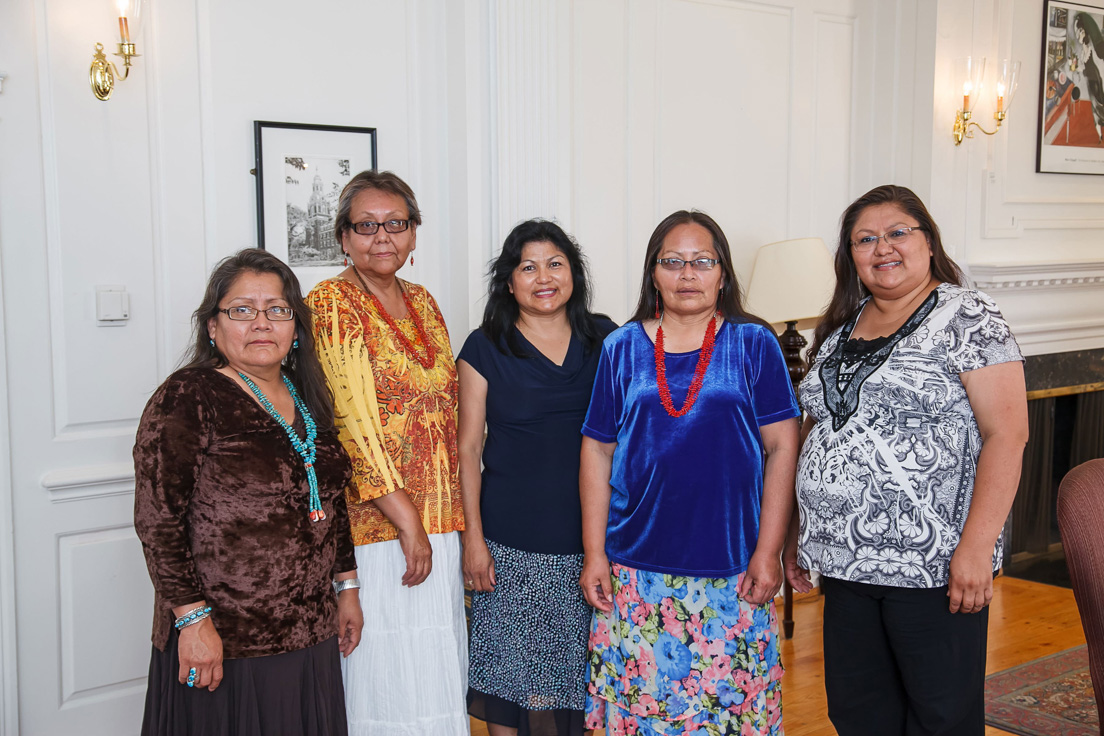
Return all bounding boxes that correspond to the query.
[579,210,800,736]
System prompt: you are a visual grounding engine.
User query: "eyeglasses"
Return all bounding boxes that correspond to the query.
[350,219,411,236]
[850,227,923,251]
[219,306,295,321]
[656,258,720,271]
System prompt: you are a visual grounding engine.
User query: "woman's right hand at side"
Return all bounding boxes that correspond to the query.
[396,522,433,587]
[782,508,813,594]
[462,533,496,592]
[580,552,614,612]
[176,616,223,691]
[372,489,433,586]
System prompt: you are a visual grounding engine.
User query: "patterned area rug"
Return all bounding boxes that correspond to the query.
[985,645,1099,735]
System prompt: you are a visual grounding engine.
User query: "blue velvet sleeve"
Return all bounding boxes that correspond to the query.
[749,325,801,425]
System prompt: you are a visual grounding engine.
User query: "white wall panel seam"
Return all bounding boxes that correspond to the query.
[34,0,65,439]
[195,0,219,267]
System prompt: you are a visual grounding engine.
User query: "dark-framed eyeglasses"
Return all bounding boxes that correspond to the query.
[850,226,923,251]
[656,257,720,272]
[350,219,411,236]
[219,306,295,321]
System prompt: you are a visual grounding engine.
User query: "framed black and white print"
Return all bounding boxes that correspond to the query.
[1036,0,1104,174]
[253,121,378,288]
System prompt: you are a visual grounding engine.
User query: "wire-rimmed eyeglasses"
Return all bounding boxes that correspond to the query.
[850,227,923,251]
[656,258,720,272]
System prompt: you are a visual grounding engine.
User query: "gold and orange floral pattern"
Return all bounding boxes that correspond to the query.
[308,277,464,546]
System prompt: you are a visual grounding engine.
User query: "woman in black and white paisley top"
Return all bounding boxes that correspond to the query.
[783,185,1028,736]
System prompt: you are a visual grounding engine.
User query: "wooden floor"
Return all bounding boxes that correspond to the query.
[471,576,1086,736]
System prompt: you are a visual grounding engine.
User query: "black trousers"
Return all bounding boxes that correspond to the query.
[821,576,989,736]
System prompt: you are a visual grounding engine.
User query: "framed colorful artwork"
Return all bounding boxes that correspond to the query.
[1036,0,1104,174]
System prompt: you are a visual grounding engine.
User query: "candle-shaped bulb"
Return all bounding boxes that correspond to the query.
[117,0,130,43]
[963,80,973,111]
[114,0,141,45]
[996,81,1005,114]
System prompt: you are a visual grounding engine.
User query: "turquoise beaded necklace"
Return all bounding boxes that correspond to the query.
[237,371,325,523]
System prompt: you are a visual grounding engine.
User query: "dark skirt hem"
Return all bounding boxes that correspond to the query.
[140,629,348,736]
[468,688,586,736]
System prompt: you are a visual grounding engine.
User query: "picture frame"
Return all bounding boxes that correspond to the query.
[1036,0,1104,175]
[253,121,378,289]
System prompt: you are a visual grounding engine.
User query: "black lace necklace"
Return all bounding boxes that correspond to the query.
[819,289,939,431]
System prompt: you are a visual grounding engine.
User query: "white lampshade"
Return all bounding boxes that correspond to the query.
[744,237,836,331]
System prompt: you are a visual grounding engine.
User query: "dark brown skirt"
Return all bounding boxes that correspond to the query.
[140,630,348,736]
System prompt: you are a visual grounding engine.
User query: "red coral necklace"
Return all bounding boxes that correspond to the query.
[654,313,717,417]
[351,267,437,369]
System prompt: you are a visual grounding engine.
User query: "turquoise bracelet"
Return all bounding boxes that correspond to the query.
[174,605,212,630]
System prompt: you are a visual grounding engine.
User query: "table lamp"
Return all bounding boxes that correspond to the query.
[745,237,837,385]
[744,236,836,639]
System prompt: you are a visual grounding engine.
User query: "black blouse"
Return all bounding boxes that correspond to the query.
[458,319,617,554]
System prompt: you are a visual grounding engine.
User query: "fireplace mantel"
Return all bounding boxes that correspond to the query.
[970,260,1104,292]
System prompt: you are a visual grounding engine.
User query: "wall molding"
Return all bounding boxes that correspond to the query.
[1013,315,1104,354]
[491,0,567,246]
[0,1,28,728]
[969,260,1104,292]
[0,146,19,736]
[56,525,151,706]
[984,171,1104,238]
[41,463,135,504]
[36,0,69,439]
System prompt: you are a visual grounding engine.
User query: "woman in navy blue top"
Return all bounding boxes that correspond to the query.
[458,219,616,736]
[579,211,800,736]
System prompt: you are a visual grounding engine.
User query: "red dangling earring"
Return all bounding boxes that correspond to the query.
[343,252,348,267]
[654,291,662,319]
[410,254,414,267]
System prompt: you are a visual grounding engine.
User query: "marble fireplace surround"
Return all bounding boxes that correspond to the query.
[1023,349,1104,395]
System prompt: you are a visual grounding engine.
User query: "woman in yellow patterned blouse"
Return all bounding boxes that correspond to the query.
[307,170,467,736]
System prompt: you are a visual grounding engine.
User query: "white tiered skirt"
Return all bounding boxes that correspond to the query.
[342,532,470,736]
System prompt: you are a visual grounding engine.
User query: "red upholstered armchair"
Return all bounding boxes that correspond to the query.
[1057,458,1104,724]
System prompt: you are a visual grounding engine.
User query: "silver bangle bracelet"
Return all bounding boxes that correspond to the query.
[174,605,212,630]
[333,578,361,595]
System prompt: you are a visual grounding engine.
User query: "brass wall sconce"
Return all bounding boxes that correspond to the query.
[89,0,144,101]
[953,57,1020,145]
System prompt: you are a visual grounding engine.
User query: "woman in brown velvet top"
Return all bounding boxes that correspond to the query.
[134,249,362,736]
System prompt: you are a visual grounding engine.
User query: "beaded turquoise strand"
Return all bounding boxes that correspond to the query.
[238,372,325,522]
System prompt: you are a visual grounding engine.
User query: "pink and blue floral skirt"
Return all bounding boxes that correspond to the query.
[584,563,784,736]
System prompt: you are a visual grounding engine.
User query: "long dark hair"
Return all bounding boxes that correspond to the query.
[481,219,606,357]
[630,210,770,330]
[1074,13,1104,60]
[808,185,965,361]
[183,248,335,430]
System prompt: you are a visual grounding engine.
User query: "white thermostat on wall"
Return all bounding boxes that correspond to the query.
[96,285,130,325]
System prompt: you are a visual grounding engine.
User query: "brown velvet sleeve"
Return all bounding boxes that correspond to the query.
[133,373,210,609]
[331,479,357,576]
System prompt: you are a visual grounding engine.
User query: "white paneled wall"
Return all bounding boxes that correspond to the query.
[1,0,1103,734]
[569,0,863,322]
[928,0,1104,355]
[491,0,572,238]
